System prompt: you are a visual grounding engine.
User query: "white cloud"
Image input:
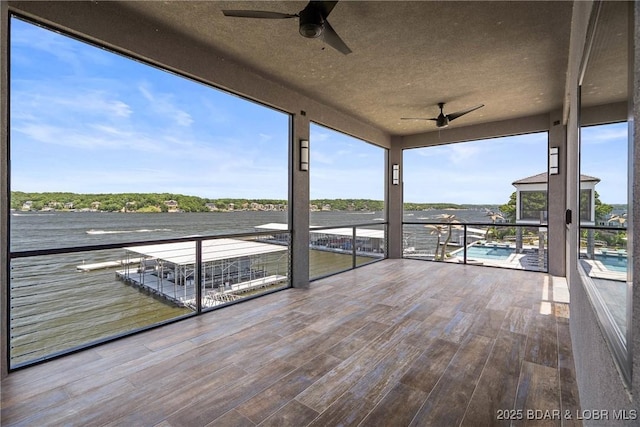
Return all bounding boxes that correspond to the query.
[310,131,331,142]
[138,83,193,127]
[12,85,133,125]
[448,144,482,164]
[109,100,133,118]
[258,133,273,143]
[582,125,627,145]
[311,151,335,165]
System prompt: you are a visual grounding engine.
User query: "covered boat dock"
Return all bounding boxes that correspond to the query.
[255,223,386,254]
[116,238,288,308]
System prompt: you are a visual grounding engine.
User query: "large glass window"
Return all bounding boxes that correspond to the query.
[579,123,629,375]
[580,189,593,222]
[9,17,290,367]
[520,191,547,222]
[578,0,630,386]
[403,133,548,271]
[308,123,385,279]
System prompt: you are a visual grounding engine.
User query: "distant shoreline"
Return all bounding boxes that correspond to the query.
[10,191,628,214]
[11,191,503,213]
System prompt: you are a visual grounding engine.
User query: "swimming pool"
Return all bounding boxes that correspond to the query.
[595,253,627,272]
[464,245,515,260]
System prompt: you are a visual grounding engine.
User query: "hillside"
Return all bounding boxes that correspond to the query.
[10,192,487,213]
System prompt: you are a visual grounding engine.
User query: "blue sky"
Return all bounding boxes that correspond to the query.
[10,18,290,199]
[404,133,546,205]
[310,123,385,200]
[580,122,628,204]
[404,122,628,205]
[10,18,629,205]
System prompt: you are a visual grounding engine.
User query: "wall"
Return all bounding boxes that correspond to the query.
[1,0,9,380]
[548,110,567,276]
[387,137,403,258]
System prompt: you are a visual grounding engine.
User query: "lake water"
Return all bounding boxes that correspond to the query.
[10,208,496,251]
[9,208,493,366]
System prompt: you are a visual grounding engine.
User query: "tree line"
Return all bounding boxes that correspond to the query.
[11,191,621,217]
[11,192,497,213]
[10,192,287,213]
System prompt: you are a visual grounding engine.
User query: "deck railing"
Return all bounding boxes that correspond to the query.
[9,230,291,369]
[402,221,548,273]
[309,222,387,280]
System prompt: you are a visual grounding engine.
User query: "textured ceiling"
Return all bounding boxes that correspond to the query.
[115,1,575,136]
[581,0,628,108]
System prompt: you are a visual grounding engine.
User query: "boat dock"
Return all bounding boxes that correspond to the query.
[117,269,287,308]
[115,238,289,308]
[77,258,142,272]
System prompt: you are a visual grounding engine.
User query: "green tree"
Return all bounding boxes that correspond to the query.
[499,192,517,223]
[594,191,613,222]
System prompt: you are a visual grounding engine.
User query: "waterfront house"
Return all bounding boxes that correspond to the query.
[1,1,639,425]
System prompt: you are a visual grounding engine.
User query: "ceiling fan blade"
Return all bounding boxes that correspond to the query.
[447,104,485,121]
[222,10,298,19]
[322,19,351,55]
[401,117,438,121]
[313,1,339,18]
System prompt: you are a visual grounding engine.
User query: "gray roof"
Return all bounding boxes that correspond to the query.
[512,172,600,186]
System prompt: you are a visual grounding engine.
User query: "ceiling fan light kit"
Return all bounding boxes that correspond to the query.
[299,6,324,38]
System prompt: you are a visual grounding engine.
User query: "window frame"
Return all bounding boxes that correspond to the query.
[576,0,632,389]
[6,13,294,370]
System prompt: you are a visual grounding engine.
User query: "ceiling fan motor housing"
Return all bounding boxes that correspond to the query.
[299,6,324,38]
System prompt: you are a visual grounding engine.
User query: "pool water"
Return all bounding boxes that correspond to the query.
[595,253,627,272]
[465,245,514,260]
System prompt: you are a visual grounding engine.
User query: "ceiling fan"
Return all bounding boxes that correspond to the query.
[222,1,352,55]
[401,102,485,128]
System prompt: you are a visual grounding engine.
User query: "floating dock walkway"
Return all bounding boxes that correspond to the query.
[77,258,142,272]
[117,269,287,308]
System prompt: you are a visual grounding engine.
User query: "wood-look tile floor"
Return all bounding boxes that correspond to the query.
[1,259,581,426]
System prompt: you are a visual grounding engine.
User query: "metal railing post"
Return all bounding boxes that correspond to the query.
[352,226,357,269]
[195,239,203,314]
[463,224,468,264]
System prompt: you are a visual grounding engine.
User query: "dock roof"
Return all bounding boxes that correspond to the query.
[126,238,287,266]
[255,223,385,239]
